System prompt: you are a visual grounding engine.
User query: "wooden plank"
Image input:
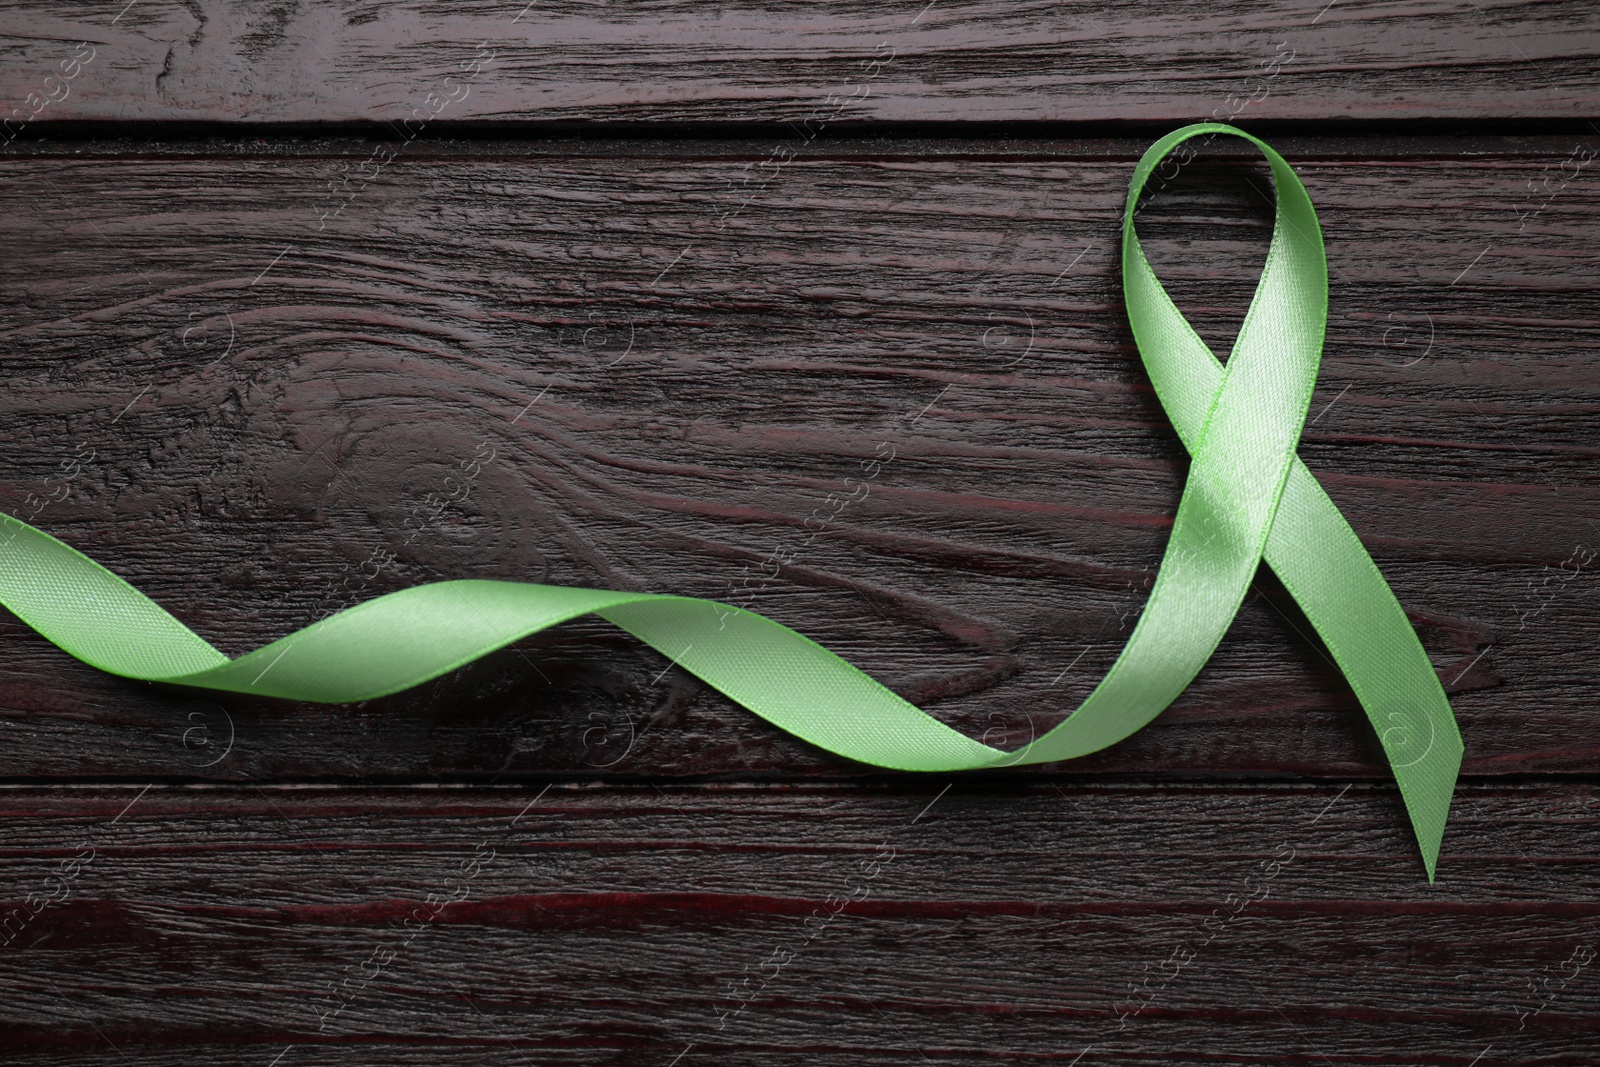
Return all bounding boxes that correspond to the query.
[0,135,1596,779]
[1,1,1597,129]
[0,781,1594,1064]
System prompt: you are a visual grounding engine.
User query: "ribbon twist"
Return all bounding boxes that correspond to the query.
[0,124,1461,878]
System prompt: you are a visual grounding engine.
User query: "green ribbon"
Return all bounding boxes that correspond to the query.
[0,124,1461,878]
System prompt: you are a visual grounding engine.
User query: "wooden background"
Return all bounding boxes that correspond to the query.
[2,2,1598,1063]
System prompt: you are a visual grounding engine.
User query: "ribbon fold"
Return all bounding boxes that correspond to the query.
[0,124,1461,879]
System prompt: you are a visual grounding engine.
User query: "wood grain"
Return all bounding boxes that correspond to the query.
[0,781,1594,1065]
[1,134,1596,780]
[1,1,1597,129]
[4,4,1598,1060]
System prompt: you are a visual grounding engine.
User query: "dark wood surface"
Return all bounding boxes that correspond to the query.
[3,2,1599,1064]
[2,135,1595,781]
[2,781,1599,1065]
[3,0,1598,125]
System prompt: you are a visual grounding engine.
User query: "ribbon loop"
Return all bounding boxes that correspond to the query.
[0,124,1461,879]
[1120,125,1462,879]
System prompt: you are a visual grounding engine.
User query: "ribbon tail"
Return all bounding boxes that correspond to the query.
[0,510,1009,770]
[0,513,229,678]
[1264,462,1464,883]
[597,598,1004,770]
